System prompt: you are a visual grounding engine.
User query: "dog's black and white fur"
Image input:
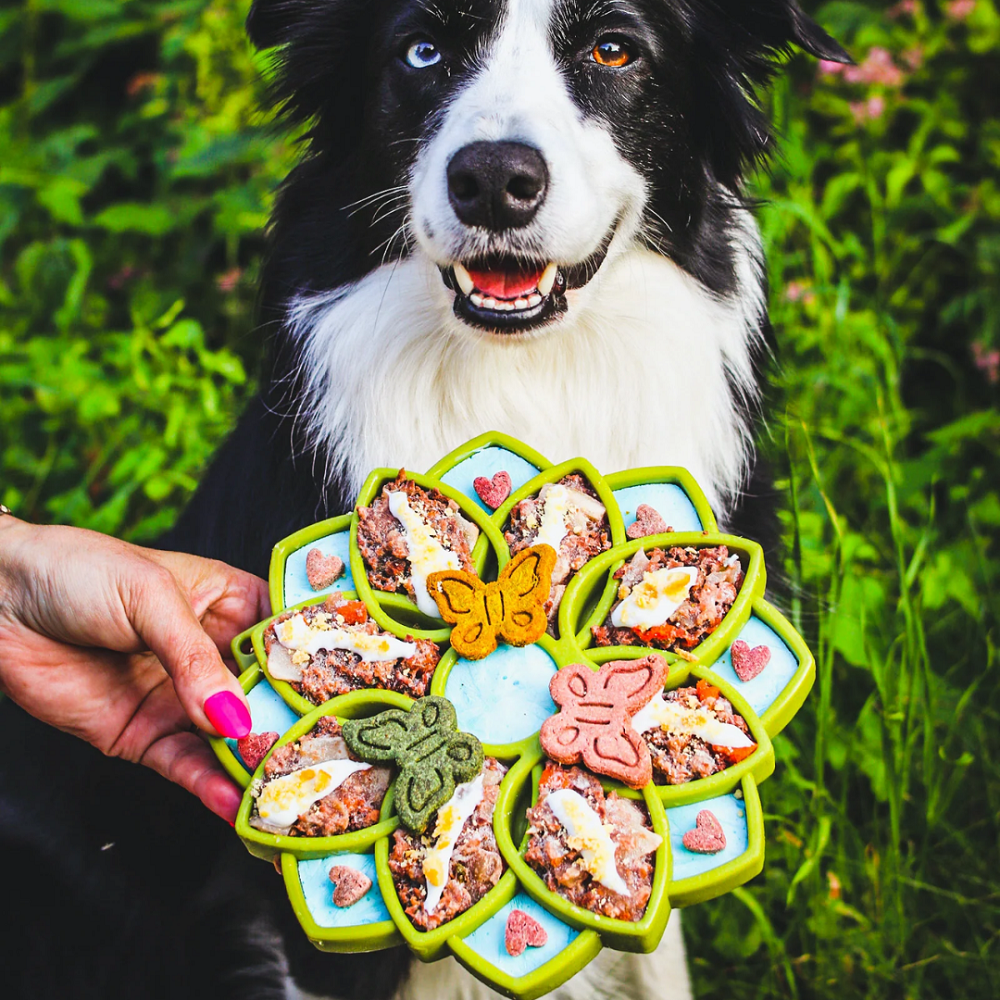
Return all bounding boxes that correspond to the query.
[0,3,847,998]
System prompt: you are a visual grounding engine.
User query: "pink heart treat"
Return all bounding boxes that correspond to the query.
[237,731,279,771]
[505,909,548,957]
[473,471,513,510]
[329,865,373,908]
[626,504,671,539]
[731,639,771,682]
[682,809,727,854]
[306,547,345,591]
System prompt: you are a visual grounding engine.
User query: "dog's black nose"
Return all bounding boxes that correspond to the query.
[447,141,549,230]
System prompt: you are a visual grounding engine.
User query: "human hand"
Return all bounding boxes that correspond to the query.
[0,516,270,822]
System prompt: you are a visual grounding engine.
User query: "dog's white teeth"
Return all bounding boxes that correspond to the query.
[538,262,558,297]
[482,296,498,310]
[527,293,542,307]
[514,298,528,310]
[470,293,484,307]
[453,263,475,296]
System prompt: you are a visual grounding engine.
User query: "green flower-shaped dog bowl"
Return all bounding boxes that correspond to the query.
[212,433,814,1000]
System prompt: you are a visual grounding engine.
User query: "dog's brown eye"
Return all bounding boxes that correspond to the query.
[592,39,631,68]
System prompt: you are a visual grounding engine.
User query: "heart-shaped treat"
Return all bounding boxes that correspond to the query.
[474,471,512,510]
[306,547,345,591]
[682,809,727,854]
[237,731,279,771]
[505,909,548,956]
[626,504,671,540]
[731,639,771,682]
[329,865,372,908]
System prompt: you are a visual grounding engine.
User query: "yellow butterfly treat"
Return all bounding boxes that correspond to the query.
[426,545,557,660]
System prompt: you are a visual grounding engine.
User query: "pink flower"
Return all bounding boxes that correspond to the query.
[888,0,917,17]
[785,281,806,302]
[216,268,243,293]
[946,0,976,18]
[818,59,845,76]
[844,47,905,87]
[972,342,1000,384]
[866,95,886,119]
[902,48,925,70]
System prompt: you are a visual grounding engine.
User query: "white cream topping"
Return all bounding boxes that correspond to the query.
[610,566,699,630]
[534,483,572,551]
[275,612,417,662]
[387,490,462,618]
[256,759,372,828]
[631,693,754,748]
[545,788,630,896]
[421,773,485,914]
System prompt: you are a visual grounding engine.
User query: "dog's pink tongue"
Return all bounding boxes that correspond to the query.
[467,265,543,300]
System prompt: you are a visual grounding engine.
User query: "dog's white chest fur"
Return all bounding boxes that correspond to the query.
[290,230,763,519]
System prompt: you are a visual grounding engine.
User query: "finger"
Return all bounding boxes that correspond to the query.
[121,563,252,738]
[141,731,245,824]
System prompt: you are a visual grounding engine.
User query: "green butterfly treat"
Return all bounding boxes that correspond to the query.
[342,696,484,833]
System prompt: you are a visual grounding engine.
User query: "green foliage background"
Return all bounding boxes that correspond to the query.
[0,1,997,997]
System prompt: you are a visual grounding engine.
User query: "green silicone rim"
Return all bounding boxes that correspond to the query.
[282,851,404,953]
[667,774,765,908]
[752,597,817,737]
[268,513,354,614]
[448,925,603,1000]
[234,692,407,861]
[565,532,766,668]
[494,750,672,954]
[425,430,553,481]
[603,466,719,534]
[349,468,509,641]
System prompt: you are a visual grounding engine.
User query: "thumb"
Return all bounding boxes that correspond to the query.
[122,562,253,739]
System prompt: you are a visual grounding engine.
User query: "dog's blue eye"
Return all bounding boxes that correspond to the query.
[405,40,441,69]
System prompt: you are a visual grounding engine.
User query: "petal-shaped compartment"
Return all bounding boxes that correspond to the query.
[209,663,301,787]
[492,460,624,643]
[251,592,445,716]
[236,696,403,862]
[430,639,560,756]
[567,533,766,667]
[495,752,672,954]
[425,432,553,515]
[448,891,602,1000]
[281,851,403,952]
[605,467,717,535]
[705,598,815,737]
[375,758,521,961]
[269,514,354,614]
[627,662,774,807]
[351,469,508,640]
[666,775,764,907]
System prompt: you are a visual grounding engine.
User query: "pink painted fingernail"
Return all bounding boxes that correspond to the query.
[204,691,252,739]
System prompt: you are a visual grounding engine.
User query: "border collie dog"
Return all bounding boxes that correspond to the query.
[170,0,848,574]
[0,3,848,1000]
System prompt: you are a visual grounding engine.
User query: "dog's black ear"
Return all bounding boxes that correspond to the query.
[785,1,852,63]
[246,0,298,50]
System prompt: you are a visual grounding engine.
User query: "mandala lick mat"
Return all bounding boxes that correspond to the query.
[212,432,815,1000]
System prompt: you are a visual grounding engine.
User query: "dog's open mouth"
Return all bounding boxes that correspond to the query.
[440,235,613,333]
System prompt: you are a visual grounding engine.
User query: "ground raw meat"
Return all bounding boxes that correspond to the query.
[356,473,477,600]
[504,473,612,633]
[388,757,506,931]
[263,593,441,703]
[249,716,391,837]
[644,680,756,785]
[524,762,660,922]
[592,545,743,651]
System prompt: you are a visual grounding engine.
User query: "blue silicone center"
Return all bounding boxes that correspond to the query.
[444,645,558,746]
[462,892,580,978]
[283,530,355,609]
[441,446,544,514]
[667,793,750,882]
[712,615,800,718]
[226,677,301,769]
[298,853,391,929]
[613,483,705,533]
